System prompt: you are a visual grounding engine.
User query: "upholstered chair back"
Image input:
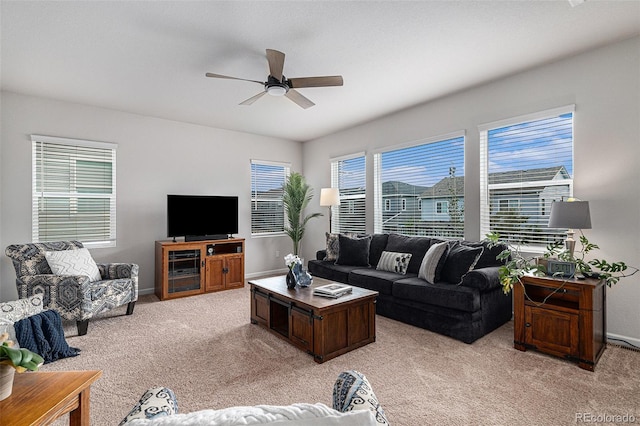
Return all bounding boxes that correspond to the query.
[5,241,84,277]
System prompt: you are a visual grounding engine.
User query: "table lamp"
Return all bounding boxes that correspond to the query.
[320,188,341,233]
[548,200,592,258]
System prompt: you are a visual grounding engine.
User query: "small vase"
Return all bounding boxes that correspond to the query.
[0,364,15,401]
[286,269,297,289]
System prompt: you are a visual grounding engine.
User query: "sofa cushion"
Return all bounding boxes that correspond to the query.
[376,251,412,275]
[336,234,372,267]
[308,260,362,284]
[349,268,415,295]
[384,234,432,274]
[392,277,480,312]
[441,244,483,284]
[418,241,449,284]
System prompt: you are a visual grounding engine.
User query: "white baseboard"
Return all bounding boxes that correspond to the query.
[245,268,288,279]
[607,332,640,349]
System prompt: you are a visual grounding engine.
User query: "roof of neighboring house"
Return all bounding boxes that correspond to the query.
[419,166,569,199]
[382,181,428,196]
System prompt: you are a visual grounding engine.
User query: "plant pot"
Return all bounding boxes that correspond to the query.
[0,364,15,401]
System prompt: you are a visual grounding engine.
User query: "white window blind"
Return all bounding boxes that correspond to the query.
[32,135,117,248]
[479,106,574,248]
[330,153,366,234]
[251,160,290,235]
[373,133,465,238]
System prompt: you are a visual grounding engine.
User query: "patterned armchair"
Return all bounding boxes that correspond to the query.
[5,241,138,336]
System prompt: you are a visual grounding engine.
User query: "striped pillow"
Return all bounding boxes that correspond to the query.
[376,251,412,275]
[418,241,450,284]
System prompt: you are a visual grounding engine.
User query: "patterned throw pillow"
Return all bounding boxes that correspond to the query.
[418,241,450,284]
[45,248,102,282]
[376,251,413,275]
[324,233,340,261]
[0,294,45,348]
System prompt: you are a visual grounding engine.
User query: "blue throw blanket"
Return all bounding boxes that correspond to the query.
[14,310,80,364]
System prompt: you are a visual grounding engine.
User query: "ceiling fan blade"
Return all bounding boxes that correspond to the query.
[205,73,264,85]
[239,91,267,106]
[288,76,344,88]
[266,49,285,81]
[285,89,315,109]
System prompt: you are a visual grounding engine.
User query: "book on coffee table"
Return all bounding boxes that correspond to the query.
[313,283,353,299]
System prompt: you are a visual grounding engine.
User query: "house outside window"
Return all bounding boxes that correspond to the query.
[479,105,574,248]
[374,133,465,238]
[32,135,117,248]
[331,153,366,233]
[251,160,290,235]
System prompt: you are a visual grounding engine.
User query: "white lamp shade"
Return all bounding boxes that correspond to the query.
[320,188,341,207]
[548,201,592,229]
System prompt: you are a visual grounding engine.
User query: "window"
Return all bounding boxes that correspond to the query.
[374,133,465,238]
[479,105,574,247]
[331,153,366,233]
[32,135,117,248]
[251,160,290,235]
[436,201,449,214]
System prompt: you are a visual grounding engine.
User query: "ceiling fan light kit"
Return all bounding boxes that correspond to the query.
[206,49,343,108]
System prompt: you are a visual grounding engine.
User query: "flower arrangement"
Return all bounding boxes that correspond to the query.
[284,253,302,270]
[0,332,44,373]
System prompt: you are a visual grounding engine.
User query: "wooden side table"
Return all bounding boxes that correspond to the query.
[0,370,102,425]
[514,275,606,371]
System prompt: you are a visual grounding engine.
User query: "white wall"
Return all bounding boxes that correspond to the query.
[0,92,300,300]
[302,36,640,343]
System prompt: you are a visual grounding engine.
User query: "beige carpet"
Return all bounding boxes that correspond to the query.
[43,284,639,425]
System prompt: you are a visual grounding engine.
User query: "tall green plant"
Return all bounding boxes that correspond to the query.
[283,172,322,255]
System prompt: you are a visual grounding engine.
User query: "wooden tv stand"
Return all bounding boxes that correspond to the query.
[155,238,244,300]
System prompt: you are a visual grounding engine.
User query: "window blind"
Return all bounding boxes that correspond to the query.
[479,106,574,248]
[250,159,290,235]
[330,153,366,234]
[373,133,465,238]
[32,135,117,248]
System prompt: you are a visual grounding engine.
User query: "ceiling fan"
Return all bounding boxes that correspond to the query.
[205,49,343,109]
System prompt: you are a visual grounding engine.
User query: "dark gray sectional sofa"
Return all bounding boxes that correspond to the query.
[308,233,512,343]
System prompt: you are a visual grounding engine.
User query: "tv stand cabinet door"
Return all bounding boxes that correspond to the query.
[224,254,244,289]
[205,257,225,292]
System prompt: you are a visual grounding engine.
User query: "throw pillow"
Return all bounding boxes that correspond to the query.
[335,234,372,267]
[0,294,45,348]
[441,244,484,284]
[324,233,340,261]
[418,241,450,283]
[45,248,102,282]
[376,251,413,275]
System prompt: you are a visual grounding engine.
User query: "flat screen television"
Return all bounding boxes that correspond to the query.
[167,195,238,241]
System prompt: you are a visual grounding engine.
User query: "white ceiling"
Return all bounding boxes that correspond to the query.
[2,1,639,142]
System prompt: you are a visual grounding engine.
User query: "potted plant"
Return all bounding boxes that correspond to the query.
[0,332,44,400]
[283,172,322,256]
[486,232,638,295]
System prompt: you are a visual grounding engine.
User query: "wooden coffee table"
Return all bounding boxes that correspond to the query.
[0,370,102,425]
[249,276,378,363]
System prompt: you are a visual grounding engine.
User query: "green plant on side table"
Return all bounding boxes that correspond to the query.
[485,232,638,295]
[283,172,322,256]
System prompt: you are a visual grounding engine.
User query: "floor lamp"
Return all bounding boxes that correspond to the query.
[320,188,340,234]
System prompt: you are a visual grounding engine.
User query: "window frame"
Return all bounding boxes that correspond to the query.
[479,105,575,250]
[31,134,117,248]
[330,152,366,234]
[373,131,465,238]
[250,159,291,237]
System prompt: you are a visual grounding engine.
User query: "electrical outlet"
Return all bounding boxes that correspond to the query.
[275,250,280,258]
